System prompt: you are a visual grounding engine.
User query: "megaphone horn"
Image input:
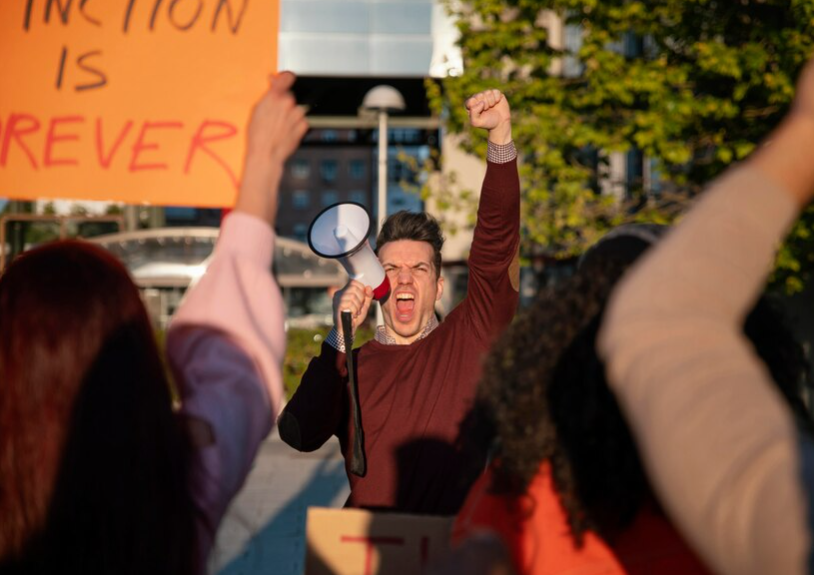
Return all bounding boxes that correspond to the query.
[308,202,391,301]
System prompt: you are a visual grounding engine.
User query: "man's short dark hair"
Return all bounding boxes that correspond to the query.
[376,211,444,277]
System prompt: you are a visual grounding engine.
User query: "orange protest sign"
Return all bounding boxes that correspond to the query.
[0,0,278,207]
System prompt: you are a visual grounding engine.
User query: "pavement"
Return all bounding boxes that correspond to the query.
[207,430,350,575]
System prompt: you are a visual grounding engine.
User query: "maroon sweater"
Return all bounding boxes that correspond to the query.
[279,160,519,515]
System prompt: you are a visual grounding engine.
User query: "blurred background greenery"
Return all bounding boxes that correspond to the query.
[283,325,375,399]
[434,0,814,293]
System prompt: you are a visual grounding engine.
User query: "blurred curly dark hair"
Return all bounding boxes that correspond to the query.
[463,257,813,546]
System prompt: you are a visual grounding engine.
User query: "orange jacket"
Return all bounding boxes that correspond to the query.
[453,461,713,575]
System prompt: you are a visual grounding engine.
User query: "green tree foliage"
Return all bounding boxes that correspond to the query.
[435,0,814,291]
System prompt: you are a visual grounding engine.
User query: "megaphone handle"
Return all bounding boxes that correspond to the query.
[341,310,367,477]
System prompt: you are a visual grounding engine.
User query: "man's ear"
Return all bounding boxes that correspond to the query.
[435,275,445,301]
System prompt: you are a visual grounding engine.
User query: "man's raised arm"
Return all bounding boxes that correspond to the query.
[457,89,521,342]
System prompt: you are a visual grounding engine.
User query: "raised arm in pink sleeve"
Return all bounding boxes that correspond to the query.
[166,211,286,563]
[598,167,811,575]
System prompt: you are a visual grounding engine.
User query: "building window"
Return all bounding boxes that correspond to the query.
[349,159,366,179]
[391,128,420,144]
[321,190,339,207]
[292,190,310,209]
[350,190,366,205]
[293,223,308,243]
[291,159,310,179]
[389,158,417,184]
[320,160,338,182]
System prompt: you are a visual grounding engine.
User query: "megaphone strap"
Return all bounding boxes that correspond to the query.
[341,311,367,477]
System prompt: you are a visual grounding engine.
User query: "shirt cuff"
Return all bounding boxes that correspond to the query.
[487,141,517,164]
[325,327,346,353]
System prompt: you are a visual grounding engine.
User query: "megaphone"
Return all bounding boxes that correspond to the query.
[308,202,390,301]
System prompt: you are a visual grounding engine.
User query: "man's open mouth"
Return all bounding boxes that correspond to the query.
[395,292,415,317]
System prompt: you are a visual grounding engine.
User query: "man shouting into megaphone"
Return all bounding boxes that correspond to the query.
[278,89,519,515]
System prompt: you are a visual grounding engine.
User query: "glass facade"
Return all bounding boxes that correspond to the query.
[279,0,460,77]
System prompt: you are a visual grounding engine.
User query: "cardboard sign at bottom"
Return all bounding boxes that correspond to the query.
[305,507,454,575]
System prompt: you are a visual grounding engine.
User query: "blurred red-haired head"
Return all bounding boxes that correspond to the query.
[0,240,194,574]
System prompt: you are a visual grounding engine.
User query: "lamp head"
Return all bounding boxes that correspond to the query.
[361,85,406,113]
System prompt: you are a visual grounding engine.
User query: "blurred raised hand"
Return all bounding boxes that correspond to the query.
[749,56,814,207]
[235,71,309,225]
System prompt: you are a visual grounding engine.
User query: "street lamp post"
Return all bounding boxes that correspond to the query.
[361,85,406,326]
[376,109,388,235]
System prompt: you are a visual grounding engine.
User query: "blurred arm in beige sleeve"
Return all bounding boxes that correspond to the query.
[598,60,814,575]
